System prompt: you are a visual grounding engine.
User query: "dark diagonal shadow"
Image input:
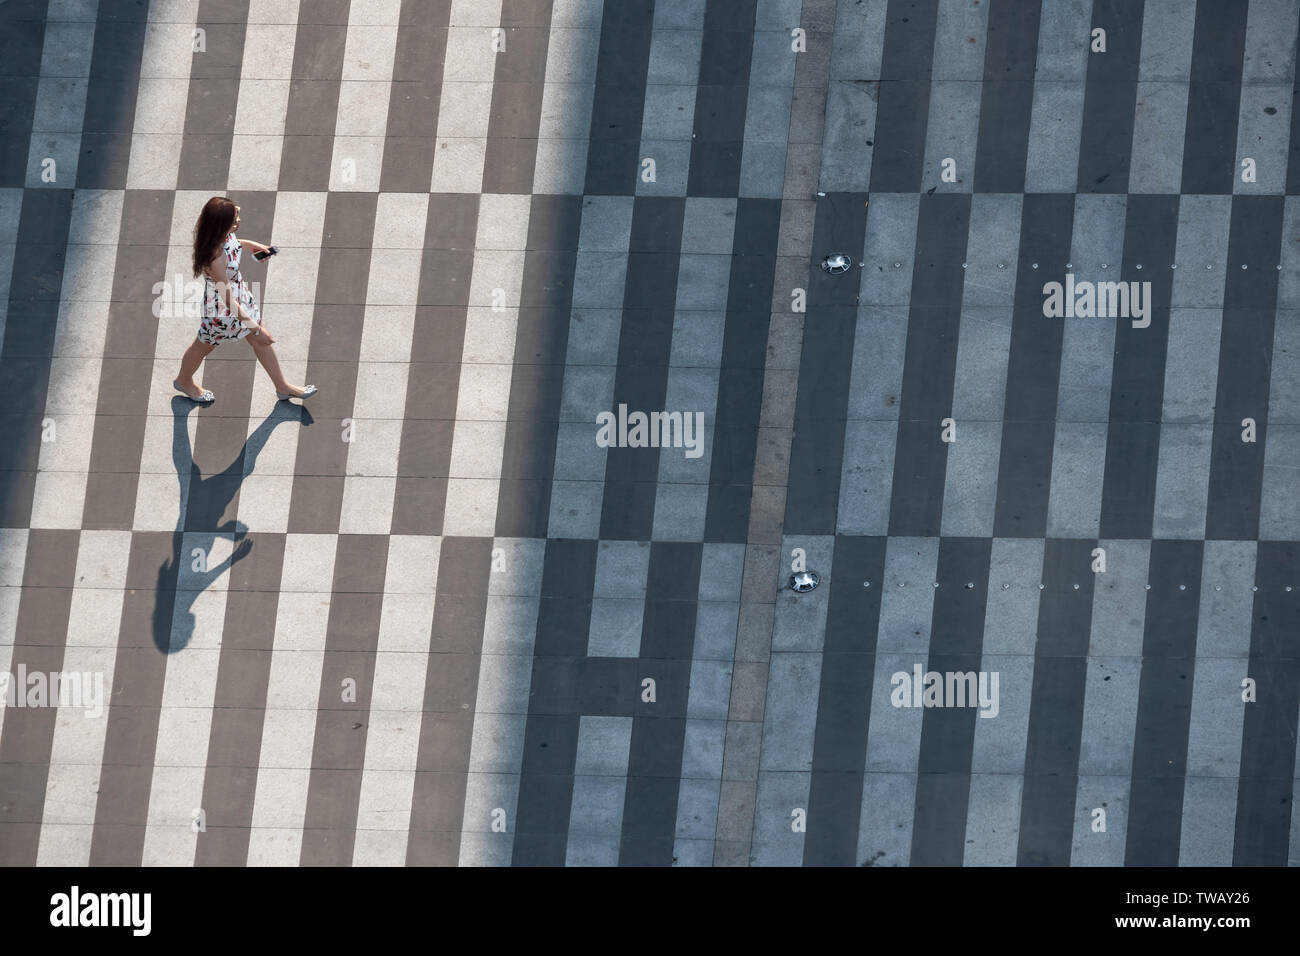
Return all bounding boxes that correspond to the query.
[154,396,314,654]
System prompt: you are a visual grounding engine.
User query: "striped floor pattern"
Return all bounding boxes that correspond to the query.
[0,0,1298,867]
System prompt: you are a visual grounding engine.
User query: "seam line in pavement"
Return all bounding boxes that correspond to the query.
[713,0,836,867]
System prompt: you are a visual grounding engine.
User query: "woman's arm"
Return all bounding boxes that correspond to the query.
[237,237,270,255]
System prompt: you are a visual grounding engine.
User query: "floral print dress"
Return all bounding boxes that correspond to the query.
[199,232,260,344]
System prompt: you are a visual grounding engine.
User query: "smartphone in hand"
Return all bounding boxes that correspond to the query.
[252,246,278,261]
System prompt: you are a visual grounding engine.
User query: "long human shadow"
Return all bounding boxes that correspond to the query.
[153,396,313,653]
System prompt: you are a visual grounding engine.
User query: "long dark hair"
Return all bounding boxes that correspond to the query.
[192,196,237,278]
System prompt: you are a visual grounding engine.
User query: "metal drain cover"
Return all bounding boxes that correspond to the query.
[790,570,820,593]
[821,253,852,275]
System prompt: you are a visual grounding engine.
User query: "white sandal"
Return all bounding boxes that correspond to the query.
[174,380,214,403]
[276,384,317,401]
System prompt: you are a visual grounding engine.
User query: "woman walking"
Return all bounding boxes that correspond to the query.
[174,196,317,404]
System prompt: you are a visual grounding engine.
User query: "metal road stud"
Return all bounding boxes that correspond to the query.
[821,253,851,275]
[790,570,820,593]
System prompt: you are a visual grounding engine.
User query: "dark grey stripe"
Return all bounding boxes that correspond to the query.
[868,0,937,193]
[1099,195,1178,539]
[803,534,887,866]
[598,196,685,541]
[618,541,702,866]
[704,197,781,543]
[299,533,389,866]
[195,530,286,866]
[379,0,451,192]
[81,190,175,530]
[1123,539,1201,865]
[1179,0,1248,194]
[1232,541,1300,865]
[887,193,970,537]
[687,0,756,197]
[177,0,250,189]
[1016,538,1096,866]
[583,0,654,196]
[77,0,150,190]
[285,192,377,534]
[0,3,81,530]
[488,1,573,536]
[0,0,50,187]
[1205,196,1282,540]
[783,192,868,535]
[393,193,478,536]
[0,188,73,529]
[973,0,1041,193]
[993,194,1075,538]
[91,530,183,864]
[405,536,494,865]
[482,0,553,194]
[0,528,79,864]
[512,537,597,866]
[910,536,992,865]
[277,0,351,192]
[1075,0,1142,194]
[495,194,582,538]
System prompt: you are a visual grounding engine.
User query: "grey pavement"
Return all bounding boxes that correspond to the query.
[0,0,1298,868]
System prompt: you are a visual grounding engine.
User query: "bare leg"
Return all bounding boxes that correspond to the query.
[175,338,216,397]
[246,335,303,395]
